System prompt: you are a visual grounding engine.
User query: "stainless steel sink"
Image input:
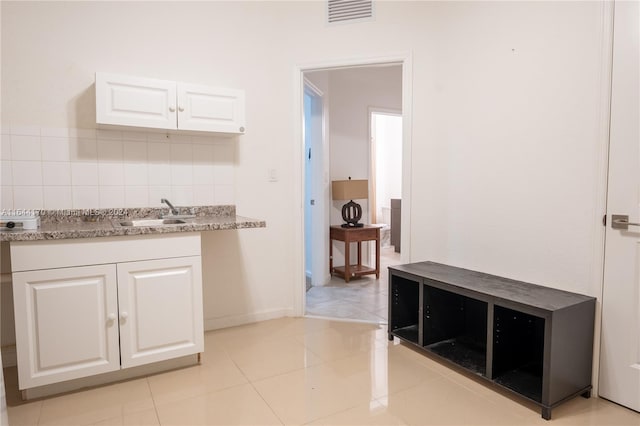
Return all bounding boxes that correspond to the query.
[119,218,186,227]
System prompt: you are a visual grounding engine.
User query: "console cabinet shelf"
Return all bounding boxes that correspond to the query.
[388,262,596,420]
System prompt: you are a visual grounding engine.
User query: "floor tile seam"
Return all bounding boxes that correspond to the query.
[246,351,378,393]
[222,329,321,359]
[292,324,386,352]
[288,333,341,365]
[273,323,334,340]
[13,399,44,426]
[383,374,452,401]
[143,377,162,426]
[244,356,330,386]
[304,312,385,324]
[297,398,383,426]
[358,310,388,323]
[365,366,450,403]
[237,350,329,383]
[372,381,456,426]
[368,396,411,426]
[302,314,384,327]
[223,348,266,387]
[304,307,380,318]
[37,408,115,426]
[427,371,518,411]
[244,379,286,425]
[306,347,381,367]
[299,328,375,368]
[334,303,389,312]
[36,393,130,426]
[149,379,249,411]
[370,395,417,426]
[459,383,541,421]
[308,298,385,310]
[204,321,299,344]
[214,329,315,354]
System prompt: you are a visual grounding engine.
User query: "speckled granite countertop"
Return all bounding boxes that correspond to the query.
[0,206,265,242]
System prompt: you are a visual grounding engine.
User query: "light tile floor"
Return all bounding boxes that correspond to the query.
[4,317,640,425]
[305,246,402,323]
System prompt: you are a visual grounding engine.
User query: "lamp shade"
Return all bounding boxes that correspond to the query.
[332,179,368,200]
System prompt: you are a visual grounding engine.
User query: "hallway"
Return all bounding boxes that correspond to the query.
[306,246,401,323]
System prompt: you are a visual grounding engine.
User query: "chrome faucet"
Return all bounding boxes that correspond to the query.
[161,198,179,216]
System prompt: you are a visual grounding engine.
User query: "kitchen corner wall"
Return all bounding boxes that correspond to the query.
[0,126,235,210]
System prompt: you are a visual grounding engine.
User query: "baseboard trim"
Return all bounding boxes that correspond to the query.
[204,308,295,331]
[20,354,198,400]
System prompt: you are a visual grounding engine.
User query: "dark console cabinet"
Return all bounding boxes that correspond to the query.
[388,262,596,420]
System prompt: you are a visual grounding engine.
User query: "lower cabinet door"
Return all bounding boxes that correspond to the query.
[12,265,120,389]
[116,256,204,368]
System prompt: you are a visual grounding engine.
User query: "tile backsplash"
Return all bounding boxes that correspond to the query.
[0,125,235,210]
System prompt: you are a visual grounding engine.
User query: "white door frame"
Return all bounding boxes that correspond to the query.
[292,53,414,316]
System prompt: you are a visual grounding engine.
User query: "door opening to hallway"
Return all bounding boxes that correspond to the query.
[303,64,405,323]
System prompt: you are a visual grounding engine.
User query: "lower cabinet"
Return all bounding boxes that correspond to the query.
[117,257,203,369]
[13,265,121,388]
[10,234,204,391]
[388,262,596,420]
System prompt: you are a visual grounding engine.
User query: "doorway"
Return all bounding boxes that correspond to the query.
[301,63,406,323]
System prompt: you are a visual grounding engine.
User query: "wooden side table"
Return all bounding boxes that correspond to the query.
[329,225,380,283]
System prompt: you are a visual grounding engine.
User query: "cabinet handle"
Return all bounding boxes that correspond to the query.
[178,106,185,112]
[239,126,245,133]
[120,312,129,320]
[107,313,117,322]
[169,106,176,112]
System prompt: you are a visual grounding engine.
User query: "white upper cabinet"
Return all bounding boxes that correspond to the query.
[96,73,178,130]
[177,83,245,133]
[96,73,246,134]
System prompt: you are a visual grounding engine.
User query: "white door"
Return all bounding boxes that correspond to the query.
[177,82,245,133]
[117,256,204,368]
[303,80,326,287]
[95,72,177,130]
[12,265,120,389]
[599,0,640,412]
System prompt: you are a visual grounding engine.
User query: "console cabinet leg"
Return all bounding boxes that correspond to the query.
[542,407,551,420]
[581,390,591,398]
[388,333,394,341]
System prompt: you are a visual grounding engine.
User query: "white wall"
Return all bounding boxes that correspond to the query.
[1,1,610,360]
[373,113,402,223]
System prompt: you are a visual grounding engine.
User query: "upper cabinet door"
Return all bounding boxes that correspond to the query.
[177,83,245,134]
[96,73,177,130]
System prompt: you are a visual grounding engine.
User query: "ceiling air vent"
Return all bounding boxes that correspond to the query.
[327,0,374,24]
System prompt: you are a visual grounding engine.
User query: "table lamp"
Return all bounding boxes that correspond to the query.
[332,177,368,228]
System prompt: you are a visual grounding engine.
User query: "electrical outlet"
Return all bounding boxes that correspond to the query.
[268,169,278,182]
